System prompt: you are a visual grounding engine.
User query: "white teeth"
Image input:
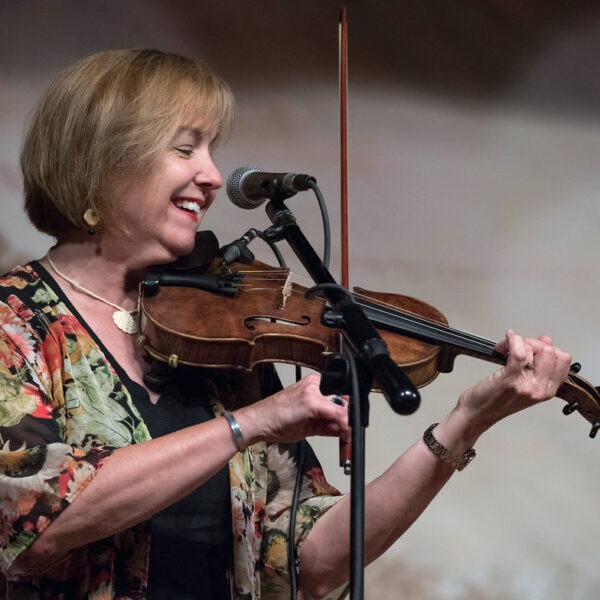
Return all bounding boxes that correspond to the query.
[174,200,201,214]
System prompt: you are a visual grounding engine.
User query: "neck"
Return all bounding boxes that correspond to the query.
[43,241,143,309]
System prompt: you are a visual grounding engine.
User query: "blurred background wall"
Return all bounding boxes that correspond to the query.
[2,2,600,598]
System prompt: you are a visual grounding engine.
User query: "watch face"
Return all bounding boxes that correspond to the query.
[460,449,477,469]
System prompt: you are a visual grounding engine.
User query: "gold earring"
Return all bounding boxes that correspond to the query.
[83,208,100,236]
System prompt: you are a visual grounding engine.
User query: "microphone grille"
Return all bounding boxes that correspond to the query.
[226,165,263,209]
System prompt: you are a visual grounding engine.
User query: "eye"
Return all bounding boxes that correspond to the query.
[174,145,194,157]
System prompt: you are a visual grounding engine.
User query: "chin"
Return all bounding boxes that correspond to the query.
[136,225,201,266]
[178,233,199,255]
[165,236,198,262]
[135,244,192,270]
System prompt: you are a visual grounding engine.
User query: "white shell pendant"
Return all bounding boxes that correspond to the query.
[112,310,138,335]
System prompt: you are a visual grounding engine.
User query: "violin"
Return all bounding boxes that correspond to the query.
[138,246,600,439]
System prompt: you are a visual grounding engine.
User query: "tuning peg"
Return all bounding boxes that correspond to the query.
[562,400,580,415]
[590,422,600,439]
[570,362,582,373]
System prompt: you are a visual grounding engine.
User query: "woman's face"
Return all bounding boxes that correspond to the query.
[108,123,223,267]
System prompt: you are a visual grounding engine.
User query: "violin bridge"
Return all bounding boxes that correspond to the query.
[279,271,293,310]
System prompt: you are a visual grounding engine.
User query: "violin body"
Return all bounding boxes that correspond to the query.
[140,259,337,371]
[139,259,444,388]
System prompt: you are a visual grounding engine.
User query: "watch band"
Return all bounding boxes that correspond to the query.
[423,423,476,471]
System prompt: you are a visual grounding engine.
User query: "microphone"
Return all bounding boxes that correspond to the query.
[226,165,316,209]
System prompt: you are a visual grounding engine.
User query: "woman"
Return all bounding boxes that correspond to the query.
[0,49,571,599]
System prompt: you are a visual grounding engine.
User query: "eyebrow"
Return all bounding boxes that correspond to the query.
[174,126,203,144]
[174,125,220,147]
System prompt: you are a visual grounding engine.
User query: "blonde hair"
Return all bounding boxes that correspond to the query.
[21,49,235,237]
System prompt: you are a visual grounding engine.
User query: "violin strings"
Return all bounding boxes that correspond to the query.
[363,305,497,355]
[229,267,497,357]
[351,291,498,356]
[355,292,494,348]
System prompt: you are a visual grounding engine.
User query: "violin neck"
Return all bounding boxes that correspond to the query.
[353,295,600,432]
[356,296,505,373]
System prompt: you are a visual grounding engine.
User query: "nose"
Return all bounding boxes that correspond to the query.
[193,154,223,191]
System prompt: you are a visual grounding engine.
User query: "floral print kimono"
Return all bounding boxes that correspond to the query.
[0,263,347,599]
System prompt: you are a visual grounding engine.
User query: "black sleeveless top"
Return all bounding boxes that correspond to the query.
[128,369,233,600]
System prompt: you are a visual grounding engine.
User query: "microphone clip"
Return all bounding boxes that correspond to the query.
[219,228,260,266]
[262,203,297,243]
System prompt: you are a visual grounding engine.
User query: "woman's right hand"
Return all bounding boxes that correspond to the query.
[234,373,351,445]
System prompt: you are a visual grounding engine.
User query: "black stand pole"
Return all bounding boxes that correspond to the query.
[347,353,369,600]
[262,198,421,600]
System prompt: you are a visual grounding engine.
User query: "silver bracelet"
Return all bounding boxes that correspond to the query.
[224,411,247,452]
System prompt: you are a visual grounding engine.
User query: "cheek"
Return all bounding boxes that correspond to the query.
[207,193,217,209]
[204,191,218,210]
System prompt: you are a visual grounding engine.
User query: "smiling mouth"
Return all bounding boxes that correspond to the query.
[173,199,201,216]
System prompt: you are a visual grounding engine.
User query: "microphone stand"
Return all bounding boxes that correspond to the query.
[262,197,421,600]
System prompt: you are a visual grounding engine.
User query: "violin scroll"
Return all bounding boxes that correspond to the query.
[558,368,600,438]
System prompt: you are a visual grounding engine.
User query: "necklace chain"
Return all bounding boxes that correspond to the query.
[45,251,139,335]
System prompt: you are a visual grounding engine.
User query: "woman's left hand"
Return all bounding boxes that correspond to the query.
[456,329,572,432]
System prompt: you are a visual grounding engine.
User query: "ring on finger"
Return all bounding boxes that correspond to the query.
[524,361,535,371]
[331,396,345,406]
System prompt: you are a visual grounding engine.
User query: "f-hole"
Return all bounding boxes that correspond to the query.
[244,314,311,331]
